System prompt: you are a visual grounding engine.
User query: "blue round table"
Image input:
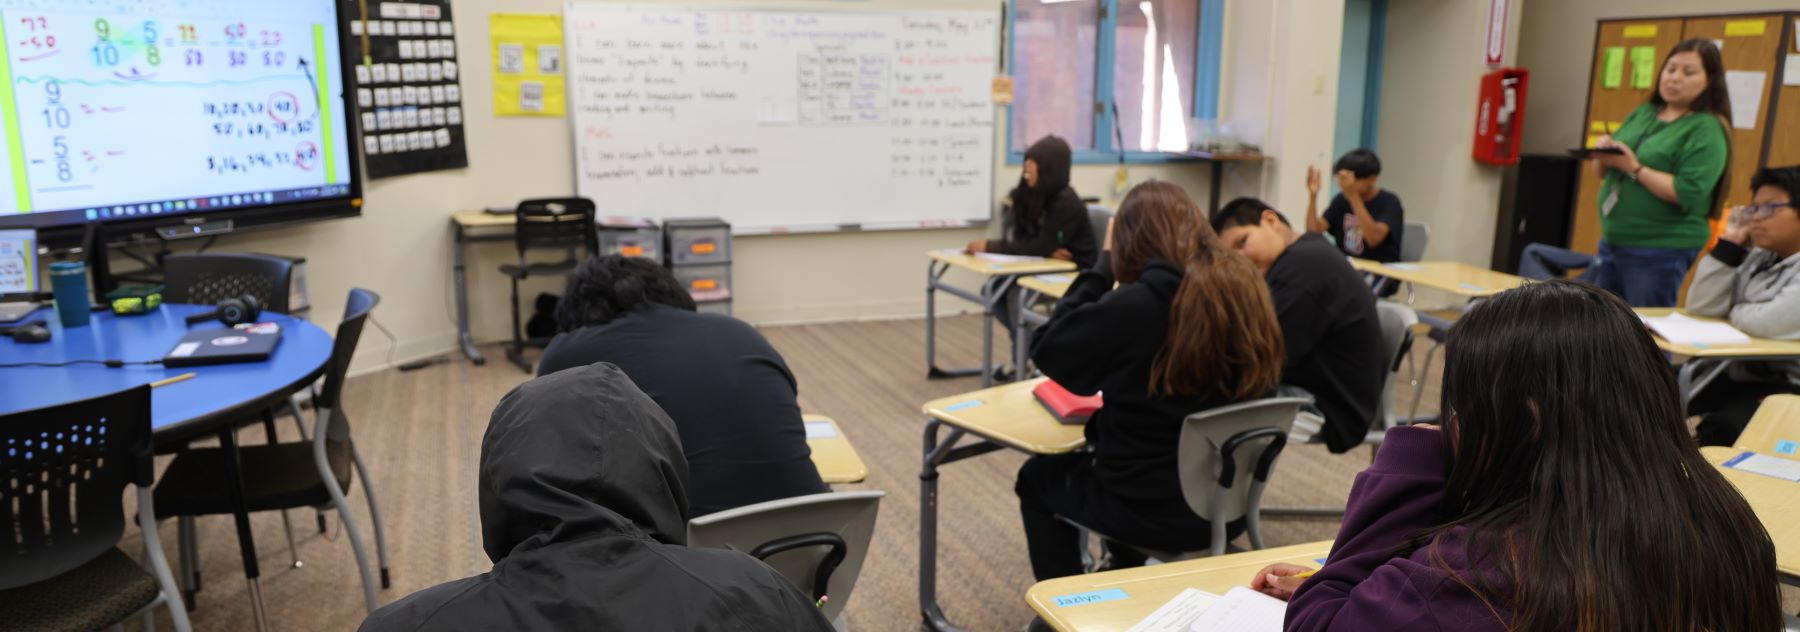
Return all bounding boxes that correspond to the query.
[1,302,332,630]
[0,303,332,447]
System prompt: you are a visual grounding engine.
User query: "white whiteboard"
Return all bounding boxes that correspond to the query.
[564,3,999,232]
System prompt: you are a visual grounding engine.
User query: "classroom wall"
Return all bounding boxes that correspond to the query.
[1371,0,1521,279]
[196,0,1341,371]
[1517,0,1799,156]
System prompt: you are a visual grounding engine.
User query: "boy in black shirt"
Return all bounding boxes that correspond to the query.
[1305,149,1405,263]
[1213,198,1386,452]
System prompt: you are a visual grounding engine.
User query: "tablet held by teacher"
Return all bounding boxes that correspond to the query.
[1584,38,1733,308]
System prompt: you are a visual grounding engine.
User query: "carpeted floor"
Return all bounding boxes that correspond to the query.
[110,314,1797,631]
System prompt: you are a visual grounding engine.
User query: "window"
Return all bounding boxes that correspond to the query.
[1008,0,1223,161]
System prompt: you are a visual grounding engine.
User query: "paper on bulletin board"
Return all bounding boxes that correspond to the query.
[1623,24,1657,39]
[490,13,565,116]
[1602,47,1625,89]
[1725,19,1766,37]
[1630,47,1656,90]
[1786,55,1800,86]
[1726,70,1766,129]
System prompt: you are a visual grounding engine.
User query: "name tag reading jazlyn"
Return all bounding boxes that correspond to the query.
[1051,588,1128,608]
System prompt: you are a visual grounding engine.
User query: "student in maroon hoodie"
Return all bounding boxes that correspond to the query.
[1251,280,1780,631]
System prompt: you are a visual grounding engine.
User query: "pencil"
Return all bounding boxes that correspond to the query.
[151,373,197,388]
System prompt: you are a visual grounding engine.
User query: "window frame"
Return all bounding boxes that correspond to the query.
[1005,0,1225,165]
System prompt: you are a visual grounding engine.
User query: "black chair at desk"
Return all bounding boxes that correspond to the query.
[500,198,597,372]
[163,252,295,314]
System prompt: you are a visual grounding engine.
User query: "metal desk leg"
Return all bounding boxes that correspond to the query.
[926,260,951,379]
[1013,287,1032,381]
[1209,160,1225,215]
[1678,359,1731,412]
[978,275,1021,388]
[919,419,965,632]
[217,428,272,632]
[454,223,486,365]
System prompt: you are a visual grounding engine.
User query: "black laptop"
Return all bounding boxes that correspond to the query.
[163,323,282,367]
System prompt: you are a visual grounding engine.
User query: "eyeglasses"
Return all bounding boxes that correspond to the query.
[1739,201,1794,220]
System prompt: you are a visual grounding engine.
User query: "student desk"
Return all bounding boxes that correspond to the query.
[1026,540,1334,631]
[1351,260,1530,424]
[1346,259,1529,298]
[1011,273,1077,376]
[804,415,868,484]
[1701,446,1800,585]
[919,378,1087,631]
[450,210,521,364]
[925,250,1076,387]
[1635,308,1800,409]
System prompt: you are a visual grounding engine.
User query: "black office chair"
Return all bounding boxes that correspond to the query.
[163,253,294,314]
[499,198,597,372]
[0,385,191,632]
[153,288,391,614]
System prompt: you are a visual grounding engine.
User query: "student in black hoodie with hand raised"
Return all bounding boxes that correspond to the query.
[1014,180,1286,581]
[968,136,1099,373]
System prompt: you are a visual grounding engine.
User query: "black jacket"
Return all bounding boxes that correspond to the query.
[1029,257,1248,505]
[992,136,1099,268]
[536,304,828,516]
[1266,233,1385,452]
[358,364,835,632]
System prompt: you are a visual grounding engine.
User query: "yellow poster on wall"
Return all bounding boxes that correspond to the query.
[491,13,565,116]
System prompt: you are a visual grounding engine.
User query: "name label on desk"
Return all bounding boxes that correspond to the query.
[1051,588,1129,608]
[1777,440,1797,456]
[1385,263,1422,271]
[943,399,985,412]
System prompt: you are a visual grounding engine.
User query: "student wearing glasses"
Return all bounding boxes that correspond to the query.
[1685,166,1800,445]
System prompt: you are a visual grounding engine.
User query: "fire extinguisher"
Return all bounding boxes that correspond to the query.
[1474,68,1529,166]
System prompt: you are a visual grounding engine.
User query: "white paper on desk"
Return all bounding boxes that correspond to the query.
[1726,70,1766,129]
[1037,273,1073,283]
[1726,451,1800,482]
[1128,588,1219,632]
[1187,587,1287,632]
[974,252,1046,264]
[803,421,838,439]
[1639,312,1752,346]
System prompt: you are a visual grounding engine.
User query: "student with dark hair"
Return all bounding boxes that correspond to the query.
[1584,38,1733,307]
[1304,149,1404,263]
[1685,166,1800,445]
[537,255,827,516]
[1015,181,1285,581]
[968,135,1100,373]
[1212,197,1383,453]
[359,364,836,631]
[1252,281,1781,631]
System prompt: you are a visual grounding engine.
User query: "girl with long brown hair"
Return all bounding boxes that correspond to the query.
[1014,180,1285,582]
[1253,281,1781,631]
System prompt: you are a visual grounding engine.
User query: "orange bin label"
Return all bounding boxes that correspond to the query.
[693,279,719,290]
[621,245,644,256]
[692,242,717,254]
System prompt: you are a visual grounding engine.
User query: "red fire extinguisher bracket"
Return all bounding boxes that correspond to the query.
[1474,68,1529,166]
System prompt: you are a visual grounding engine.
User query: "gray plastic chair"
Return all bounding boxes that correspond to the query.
[1071,398,1303,566]
[1086,205,1112,245]
[1374,221,1430,298]
[687,491,883,628]
[0,385,191,632]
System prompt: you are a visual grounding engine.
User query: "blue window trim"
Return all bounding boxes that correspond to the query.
[1005,0,1224,165]
[1360,0,1387,150]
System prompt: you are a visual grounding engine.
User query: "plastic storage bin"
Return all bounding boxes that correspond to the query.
[599,219,661,261]
[674,263,732,302]
[695,300,732,316]
[663,217,731,265]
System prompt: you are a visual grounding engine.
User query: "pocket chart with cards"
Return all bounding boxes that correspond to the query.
[340,0,469,178]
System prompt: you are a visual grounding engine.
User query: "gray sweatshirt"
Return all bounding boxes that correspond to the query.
[1686,239,1800,385]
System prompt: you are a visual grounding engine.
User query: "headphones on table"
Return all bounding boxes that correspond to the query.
[1,319,51,343]
[185,294,262,327]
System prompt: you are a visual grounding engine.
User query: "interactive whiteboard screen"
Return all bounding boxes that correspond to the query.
[0,0,357,230]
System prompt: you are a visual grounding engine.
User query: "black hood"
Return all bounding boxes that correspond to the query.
[1011,135,1076,228]
[478,363,690,562]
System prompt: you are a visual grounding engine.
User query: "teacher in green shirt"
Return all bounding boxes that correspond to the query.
[1587,38,1732,307]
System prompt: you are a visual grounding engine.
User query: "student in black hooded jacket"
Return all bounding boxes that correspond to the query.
[358,364,834,632]
[967,135,1099,370]
[1015,181,1286,582]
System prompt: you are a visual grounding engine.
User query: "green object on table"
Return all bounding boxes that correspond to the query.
[105,284,164,316]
